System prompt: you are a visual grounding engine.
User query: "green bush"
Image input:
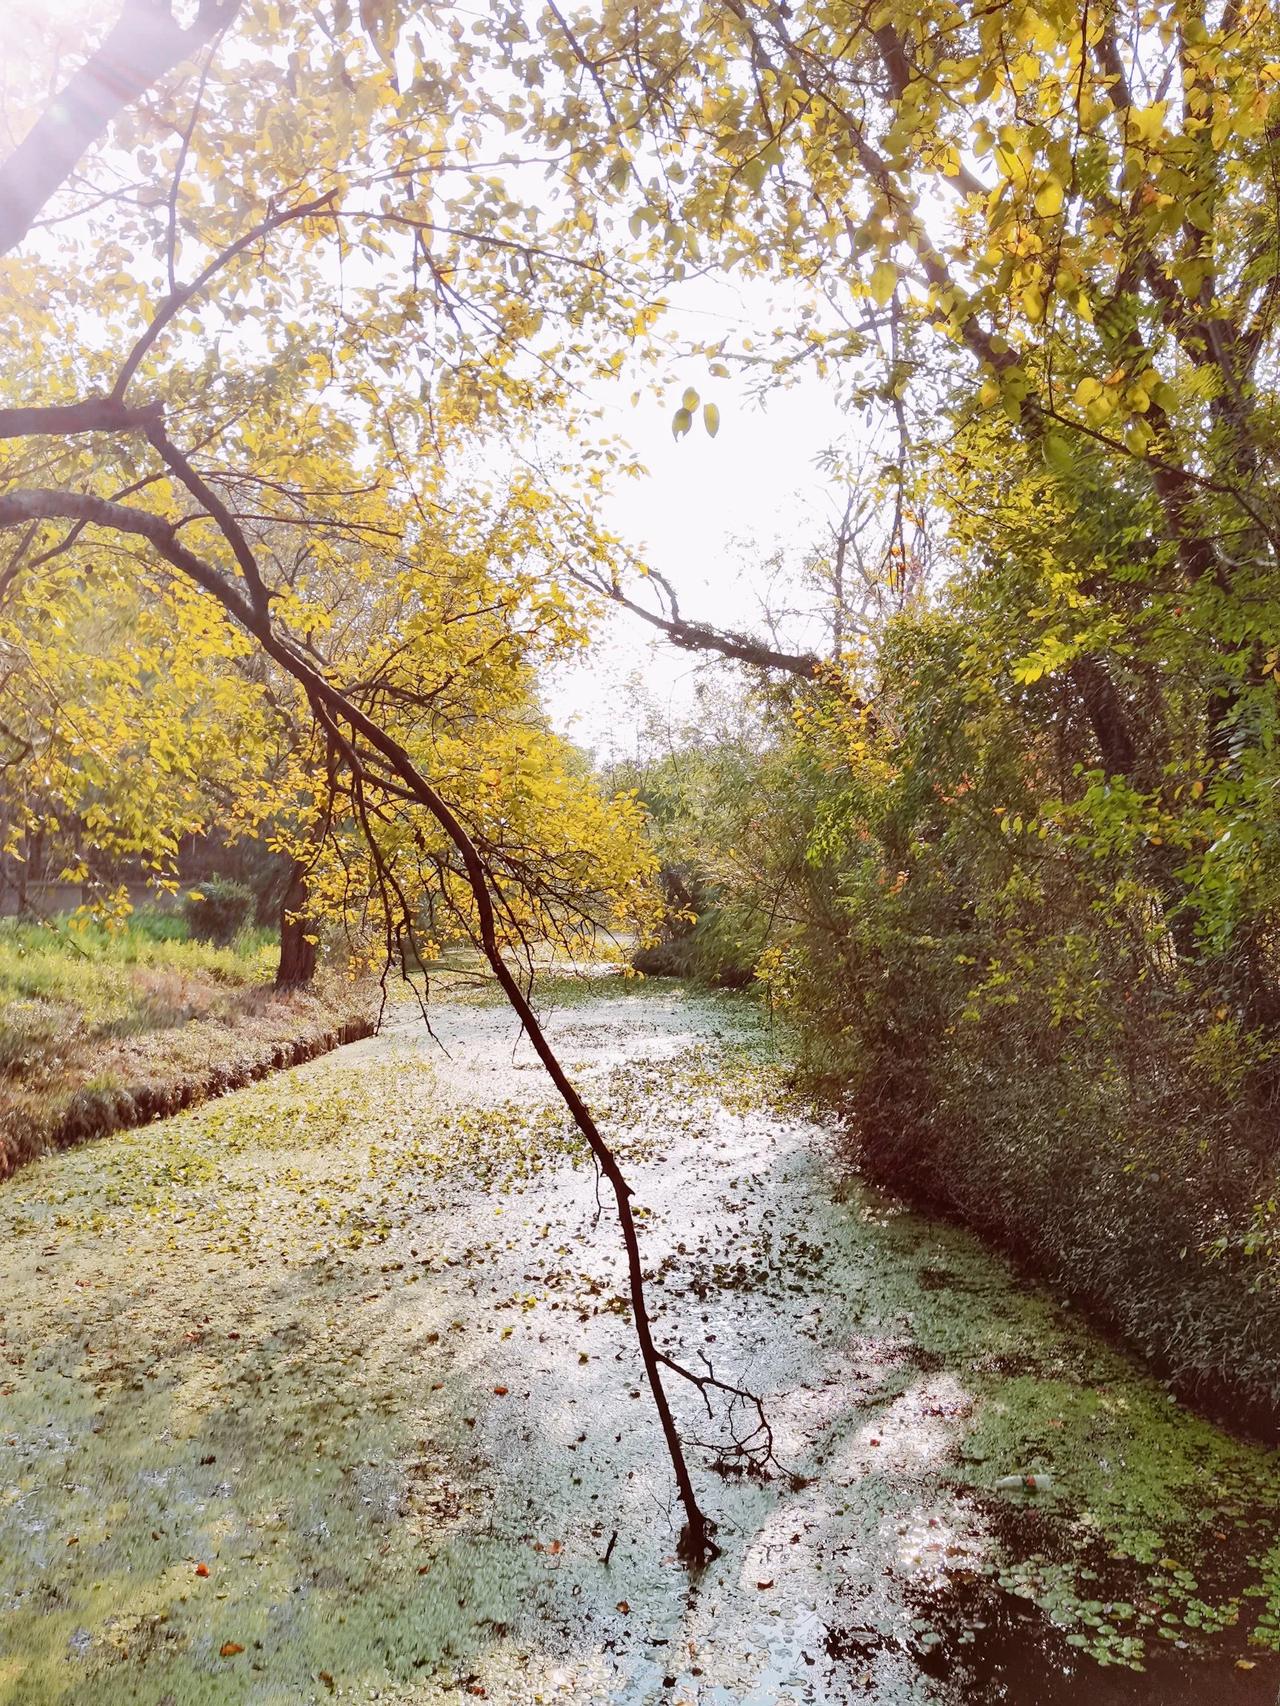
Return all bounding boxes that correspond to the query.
[762,593,1280,1429]
[183,877,256,947]
[631,867,763,988]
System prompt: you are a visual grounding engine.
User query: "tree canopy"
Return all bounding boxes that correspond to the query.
[5,0,1280,1565]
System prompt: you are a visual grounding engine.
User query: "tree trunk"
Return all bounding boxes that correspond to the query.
[275,858,316,987]
[0,0,243,257]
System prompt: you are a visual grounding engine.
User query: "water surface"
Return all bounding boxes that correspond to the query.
[2,979,1278,1702]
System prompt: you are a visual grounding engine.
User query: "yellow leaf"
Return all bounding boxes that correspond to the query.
[1130,101,1167,144]
[869,261,897,307]
[1033,177,1064,217]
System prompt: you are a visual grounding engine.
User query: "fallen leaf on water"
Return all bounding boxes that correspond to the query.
[757,1579,774,1590]
[1237,1660,1257,1672]
[220,1642,244,1657]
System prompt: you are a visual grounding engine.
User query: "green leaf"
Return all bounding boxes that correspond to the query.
[682,386,699,410]
[1043,432,1074,474]
[703,403,720,438]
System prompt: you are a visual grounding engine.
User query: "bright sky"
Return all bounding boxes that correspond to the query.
[544,366,851,757]
[542,263,857,757]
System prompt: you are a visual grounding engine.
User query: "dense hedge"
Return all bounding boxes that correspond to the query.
[627,577,1280,1430]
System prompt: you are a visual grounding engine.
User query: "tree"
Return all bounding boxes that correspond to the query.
[9,0,1280,1567]
[0,0,766,1563]
[510,0,1278,697]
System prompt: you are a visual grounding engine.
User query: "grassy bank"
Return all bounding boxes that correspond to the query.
[0,915,377,1176]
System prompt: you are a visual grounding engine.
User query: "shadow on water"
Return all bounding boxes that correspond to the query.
[888,1535,1280,1705]
[898,1594,1243,1705]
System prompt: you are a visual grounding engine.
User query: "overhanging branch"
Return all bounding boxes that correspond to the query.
[0,480,727,1565]
[0,398,163,441]
[0,0,243,255]
[618,588,821,676]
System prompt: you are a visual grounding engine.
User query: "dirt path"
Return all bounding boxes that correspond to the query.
[3,979,1280,1704]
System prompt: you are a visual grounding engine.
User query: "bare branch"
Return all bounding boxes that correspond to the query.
[606,585,822,676]
[0,398,162,441]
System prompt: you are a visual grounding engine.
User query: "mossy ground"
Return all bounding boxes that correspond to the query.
[1,975,1279,1703]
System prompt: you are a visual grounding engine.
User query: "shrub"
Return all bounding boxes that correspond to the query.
[183,877,255,947]
[129,906,190,944]
[761,596,1280,1431]
[631,867,762,988]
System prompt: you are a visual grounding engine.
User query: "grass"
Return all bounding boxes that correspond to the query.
[0,911,374,1176]
[0,911,275,1025]
[0,912,276,1082]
